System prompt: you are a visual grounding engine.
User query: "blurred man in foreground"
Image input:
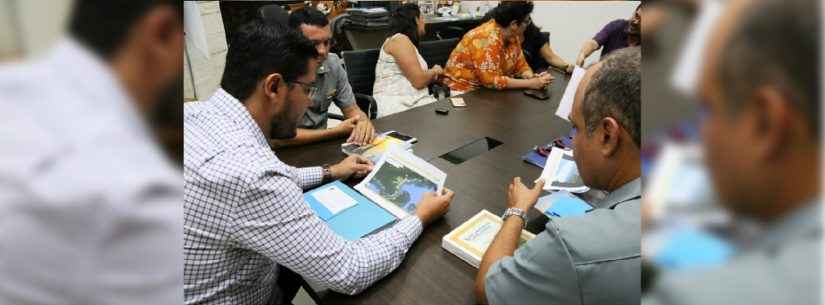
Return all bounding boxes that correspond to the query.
[644,0,820,304]
[0,0,184,304]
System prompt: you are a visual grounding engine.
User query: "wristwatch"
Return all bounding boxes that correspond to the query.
[322,165,333,182]
[502,207,528,228]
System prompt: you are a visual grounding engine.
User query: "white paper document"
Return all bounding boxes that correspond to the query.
[536,147,590,193]
[671,0,724,95]
[555,66,587,121]
[312,185,358,215]
[356,147,446,218]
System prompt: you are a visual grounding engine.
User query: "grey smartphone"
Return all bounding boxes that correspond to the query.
[524,89,549,100]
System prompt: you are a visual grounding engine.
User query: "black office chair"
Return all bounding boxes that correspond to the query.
[418,38,460,96]
[329,48,380,121]
[418,37,459,68]
[330,13,352,54]
[434,25,466,40]
[259,4,289,27]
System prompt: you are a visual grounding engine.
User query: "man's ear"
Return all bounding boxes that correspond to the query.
[599,117,621,157]
[750,86,791,161]
[143,5,183,66]
[264,73,283,98]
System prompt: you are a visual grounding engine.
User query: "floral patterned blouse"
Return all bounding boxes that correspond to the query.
[443,19,533,92]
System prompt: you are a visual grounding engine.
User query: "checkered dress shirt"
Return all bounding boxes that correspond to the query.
[183,89,423,305]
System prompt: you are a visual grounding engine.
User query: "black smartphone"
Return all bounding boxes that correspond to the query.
[524,89,549,100]
[386,131,417,144]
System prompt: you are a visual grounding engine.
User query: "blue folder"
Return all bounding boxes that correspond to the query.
[304,181,397,240]
[653,228,733,270]
[540,191,593,217]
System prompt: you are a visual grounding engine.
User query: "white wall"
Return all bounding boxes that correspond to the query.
[0,0,72,59]
[532,1,638,66]
[184,1,227,101]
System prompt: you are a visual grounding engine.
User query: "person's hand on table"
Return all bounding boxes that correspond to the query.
[347,118,376,145]
[507,177,545,211]
[536,71,555,82]
[329,155,374,180]
[415,188,454,225]
[527,73,552,90]
[337,117,358,137]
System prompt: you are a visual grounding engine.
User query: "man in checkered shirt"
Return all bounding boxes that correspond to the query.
[183,21,454,305]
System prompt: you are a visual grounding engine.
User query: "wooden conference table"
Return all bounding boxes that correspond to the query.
[277,70,571,305]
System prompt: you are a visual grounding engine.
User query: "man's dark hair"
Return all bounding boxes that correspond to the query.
[716,0,819,138]
[68,0,182,60]
[583,47,641,147]
[388,3,422,46]
[220,20,318,102]
[288,7,329,29]
[492,1,534,27]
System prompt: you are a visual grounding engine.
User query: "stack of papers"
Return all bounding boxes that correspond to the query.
[442,210,536,268]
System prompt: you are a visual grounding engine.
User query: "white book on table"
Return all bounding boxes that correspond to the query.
[442,210,536,268]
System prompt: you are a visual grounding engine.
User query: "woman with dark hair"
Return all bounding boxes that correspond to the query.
[372,3,442,117]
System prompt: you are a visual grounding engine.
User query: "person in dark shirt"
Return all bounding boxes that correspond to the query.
[522,22,575,73]
[576,3,642,66]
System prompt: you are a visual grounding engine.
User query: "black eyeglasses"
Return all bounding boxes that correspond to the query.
[288,80,319,97]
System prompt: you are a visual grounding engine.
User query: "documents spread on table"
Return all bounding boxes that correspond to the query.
[442,210,536,268]
[342,131,414,163]
[307,147,447,239]
[305,181,396,240]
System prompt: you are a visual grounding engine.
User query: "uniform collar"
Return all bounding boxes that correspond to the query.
[593,178,642,209]
[751,199,821,252]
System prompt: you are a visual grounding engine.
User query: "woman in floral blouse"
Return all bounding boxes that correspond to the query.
[443,1,552,93]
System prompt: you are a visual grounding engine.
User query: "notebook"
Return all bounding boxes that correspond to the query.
[305,181,396,240]
[442,210,536,268]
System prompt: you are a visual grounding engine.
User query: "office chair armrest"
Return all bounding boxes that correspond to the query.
[354,93,378,120]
